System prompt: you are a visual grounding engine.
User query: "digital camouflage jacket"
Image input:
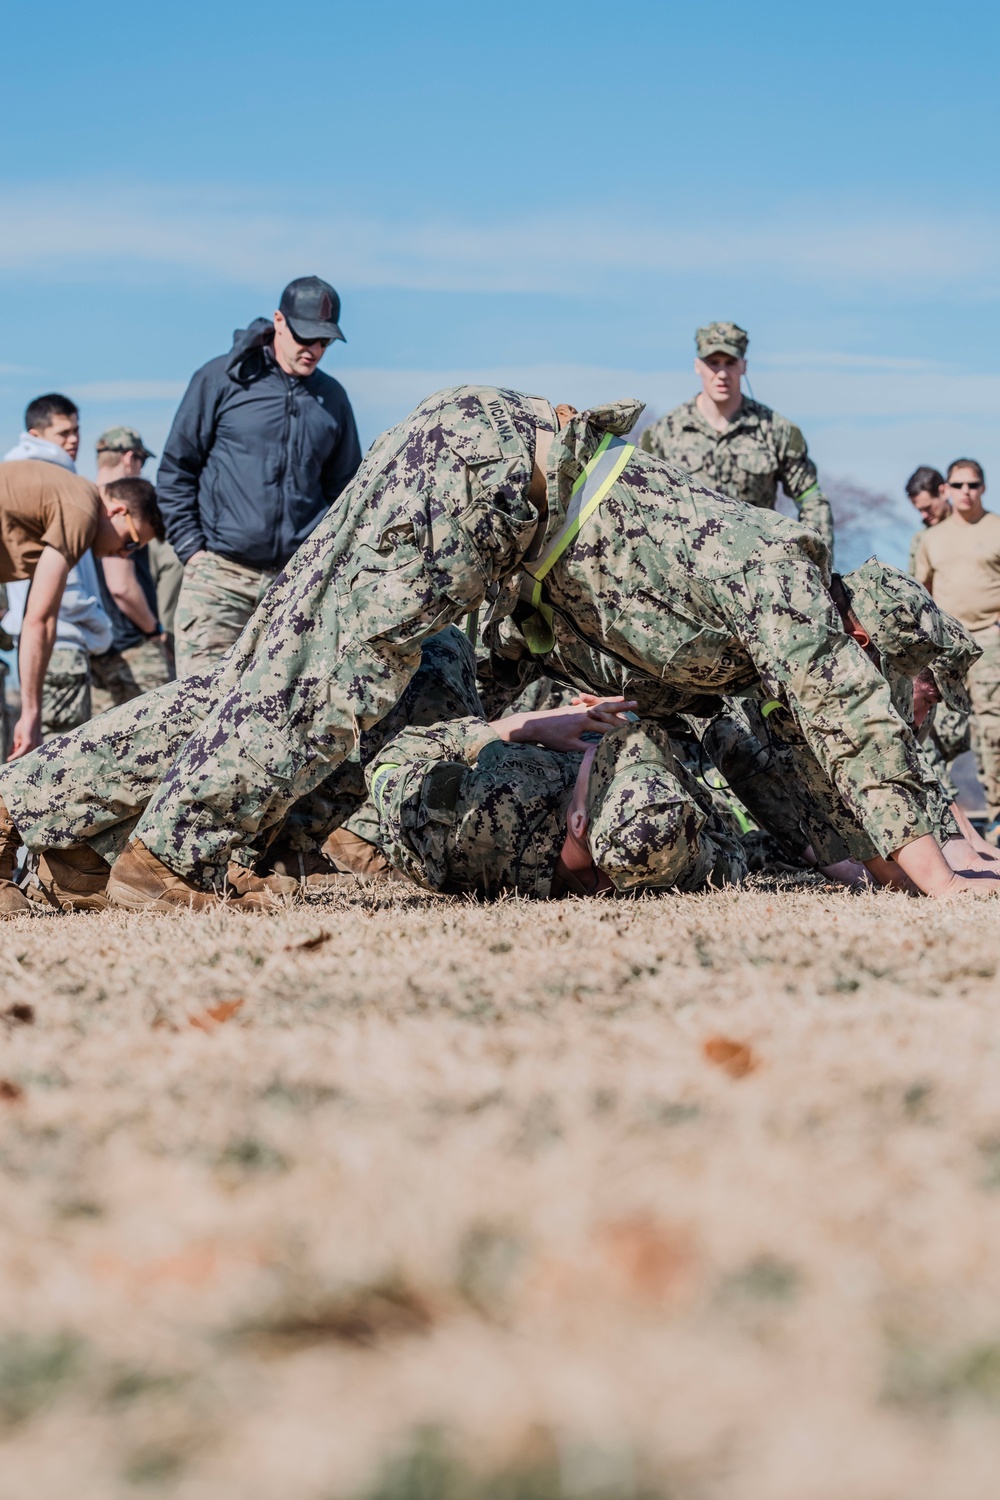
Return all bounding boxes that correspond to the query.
[640,396,833,553]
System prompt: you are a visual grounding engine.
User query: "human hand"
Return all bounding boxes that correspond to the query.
[937,871,1000,899]
[186,550,209,565]
[942,837,1000,876]
[494,698,637,752]
[9,714,42,760]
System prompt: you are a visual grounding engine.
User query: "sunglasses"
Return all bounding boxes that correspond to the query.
[950,480,984,490]
[120,510,143,555]
[288,327,332,350]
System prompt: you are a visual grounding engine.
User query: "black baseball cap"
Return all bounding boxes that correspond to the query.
[278,276,345,343]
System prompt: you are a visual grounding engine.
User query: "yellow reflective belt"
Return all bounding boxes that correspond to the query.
[794,483,821,505]
[760,699,784,718]
[519,433,635,654]
[370,762,401,814]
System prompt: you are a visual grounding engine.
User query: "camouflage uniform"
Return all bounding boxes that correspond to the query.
[366,633,746,896]
[907,523,970,802]
[173,552,281,678]
[90,636,173,716]
[0,389,953,885]
[39,647,92,739]
[640,322,834,554]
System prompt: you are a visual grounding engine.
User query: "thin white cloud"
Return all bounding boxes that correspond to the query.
[1,182,998,295]
[70,380,187,401]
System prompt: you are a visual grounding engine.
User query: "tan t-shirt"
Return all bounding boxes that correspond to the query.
[0,461,102,582]
[914,510,1000,632]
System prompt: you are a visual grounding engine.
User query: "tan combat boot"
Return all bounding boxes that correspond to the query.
[226,863,299,898]
[0,795,30,918]
[108,840,284,913]
[25,846,112,913]
[323,826,404,883]
[262,837,355,890]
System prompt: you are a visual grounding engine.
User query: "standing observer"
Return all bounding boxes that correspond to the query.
[641,322,834,554]
[0,462,162,757]
[89,428,176,709]
[915,458,1000,844]
[157,276,362,676]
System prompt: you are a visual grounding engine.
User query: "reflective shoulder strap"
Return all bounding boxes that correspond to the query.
[760,699,785,718]
[525,433,635,593]
[517,433,635,653]
[793,482,821,507]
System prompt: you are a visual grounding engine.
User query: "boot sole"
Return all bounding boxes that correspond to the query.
[106,878,212,912]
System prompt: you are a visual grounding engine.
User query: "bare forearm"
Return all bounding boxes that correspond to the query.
[104,559,157,634]
[17,615,57,722]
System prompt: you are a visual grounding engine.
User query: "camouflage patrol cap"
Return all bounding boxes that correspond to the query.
[696,321,749,360]
[842,558,980,714]
[585,720,686,890]
[95,425,155,460]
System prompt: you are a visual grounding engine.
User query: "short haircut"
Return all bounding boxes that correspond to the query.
[96,447,129,470]
[103,477,166,543]
[947,457,986,485]
[25,393,78,432]
[905,465,945,500]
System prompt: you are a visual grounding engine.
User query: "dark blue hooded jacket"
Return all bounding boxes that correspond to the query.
[156,319,362,570]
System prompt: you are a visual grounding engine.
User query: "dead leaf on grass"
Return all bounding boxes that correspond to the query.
[241,1279,433,1351]
[0,1079,24,1102]
[283,930,331,952]
[597,1213,694,1301]
[3,1003,34,1026]
[188,999,245,1032]
[703,1035,759,1079]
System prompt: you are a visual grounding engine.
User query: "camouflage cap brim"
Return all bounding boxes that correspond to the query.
[695,321,749,361]
[586,721,687,890]
[842,558,979,715]
[96,425,155,460]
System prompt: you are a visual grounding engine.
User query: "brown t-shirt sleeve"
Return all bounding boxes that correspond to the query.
[0,465,101,579]
[39,489,101,566]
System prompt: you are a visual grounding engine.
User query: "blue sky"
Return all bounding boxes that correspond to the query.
[2,0,1000,566]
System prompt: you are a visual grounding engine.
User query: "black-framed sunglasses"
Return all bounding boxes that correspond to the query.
[950,480,984,491]
[120,511,143,555]
[288,327,332,350]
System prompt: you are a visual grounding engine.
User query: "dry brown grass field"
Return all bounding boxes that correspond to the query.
[2,878,1000,1499]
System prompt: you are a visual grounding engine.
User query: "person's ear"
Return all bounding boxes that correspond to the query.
[738,358,747,377]
[569,807,588,841]
[273,310,285,329]
[847,622,872,649]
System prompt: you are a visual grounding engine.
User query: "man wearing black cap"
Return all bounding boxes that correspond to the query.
[157,276,361,676]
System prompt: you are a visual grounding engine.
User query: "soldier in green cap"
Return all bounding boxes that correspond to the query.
[90,427,180,710]
[640,322,834,554]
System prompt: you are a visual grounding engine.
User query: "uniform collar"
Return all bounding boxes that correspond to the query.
[680,394,761,438]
